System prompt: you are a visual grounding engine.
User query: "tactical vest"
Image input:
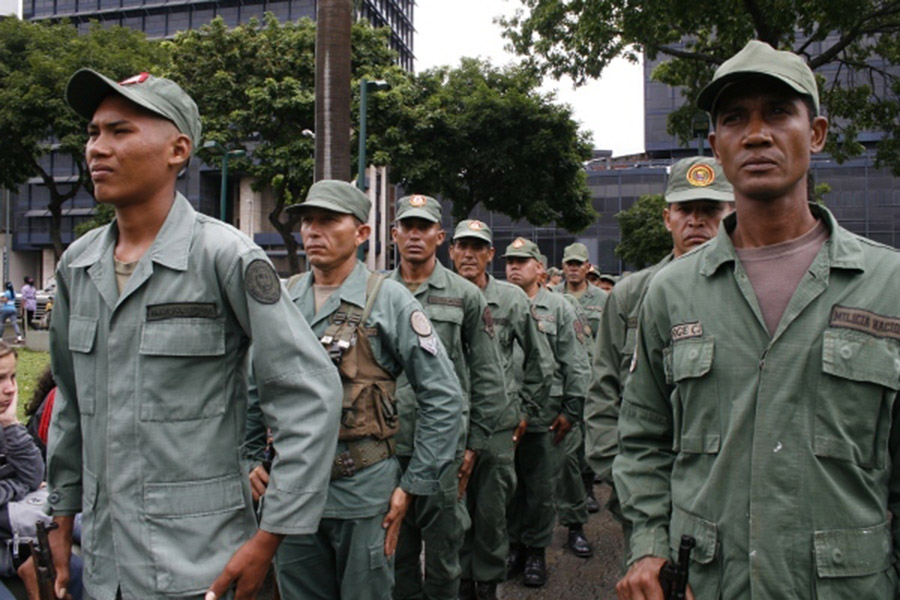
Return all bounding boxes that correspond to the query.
[290,272,399,442]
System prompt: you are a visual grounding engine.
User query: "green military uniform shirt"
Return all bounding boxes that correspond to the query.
[527,287,590,431]
[585,254,672,480]
[551,282,607,344]
[614,205,900,598]
[390,261,507,455]
[482,275,551,429]
[47,194,342,600]
[247,261,463,519]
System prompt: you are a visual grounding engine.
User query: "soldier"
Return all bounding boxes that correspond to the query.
[47,69,341,600]
[585,266,602,288]
[615,40,900,599]
[585,155,733,562]
[552,243,607,338]
[389,196,507,600]
[448,220,551,600]
[596,272,616,292]
[503,238,590,588]
[244,181,462,599]
[547,267,564,288]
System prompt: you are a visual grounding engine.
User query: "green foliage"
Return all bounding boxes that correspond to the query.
[0,19,168,258]
[15,348,50,423]
[74,202,115,237]
[615,194,670,269]
[500,0,900,174]
[166,15,403,273]
[383,58,597,231]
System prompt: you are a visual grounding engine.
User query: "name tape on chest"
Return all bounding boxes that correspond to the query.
[830,305,900,341]
[146,302,217,321]
[428,296,463,308]
[671,321,703,342]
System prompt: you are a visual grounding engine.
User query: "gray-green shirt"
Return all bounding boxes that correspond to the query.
[48,194,342,600]
[614,205,900,598]
[482,275,551,429]
[247,261,462,519]
[390,261,507,455]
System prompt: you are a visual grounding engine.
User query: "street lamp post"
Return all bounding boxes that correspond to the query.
[356,78,390,192]
[204,141,246,222]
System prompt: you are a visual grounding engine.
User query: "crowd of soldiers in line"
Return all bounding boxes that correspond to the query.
[38,37,900,600]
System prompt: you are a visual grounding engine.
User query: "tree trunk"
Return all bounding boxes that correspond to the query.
[315,0,353,182]
[33,159,80,261]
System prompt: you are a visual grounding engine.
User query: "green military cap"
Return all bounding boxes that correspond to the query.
[666,156,734,203]
[287,180,371,222]
[66,69,202,151]
[697,40,819,115]
[396,194,442,223]
[538,254,548,269]
[548,266,563,277]
[586,266,601,280]
[562,242,590,263]
[599,272,617,285]
[453,219,492,244]
[502,237,541,260]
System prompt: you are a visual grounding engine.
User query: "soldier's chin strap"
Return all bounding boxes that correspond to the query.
[319,272,386,365]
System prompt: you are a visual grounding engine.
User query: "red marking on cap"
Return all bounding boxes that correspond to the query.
[119,72,150,86]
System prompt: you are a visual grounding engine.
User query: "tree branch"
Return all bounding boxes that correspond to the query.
[810,4,900,69]
[742,0,778,45]
[654,44,722,65]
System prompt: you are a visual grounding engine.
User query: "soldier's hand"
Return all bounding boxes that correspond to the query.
[49,515,74,600]
[382,487,412,557]
[512,419,528,447]
[549,414,572,446]
[457,449,478,499]
[616,556,696,600]
[248,465,270,502]
[205,530,283,600]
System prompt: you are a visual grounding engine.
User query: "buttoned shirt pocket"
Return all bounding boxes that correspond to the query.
[813,521,895,599]
[669,505,721,599]
[139,319,226,421]
[666,338,719,455]
[817,329,900,469]
[427,305,463,361]
[68,315,98,415]
[144,473,254,595]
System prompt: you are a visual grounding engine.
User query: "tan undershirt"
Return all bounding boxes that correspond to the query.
[114,258,139,295]
[314,284,340,313]
[735,219,829,336]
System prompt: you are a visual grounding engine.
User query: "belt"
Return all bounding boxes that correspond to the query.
[331,437,397,481]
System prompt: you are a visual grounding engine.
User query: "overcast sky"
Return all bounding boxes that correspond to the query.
[414,0,645,156]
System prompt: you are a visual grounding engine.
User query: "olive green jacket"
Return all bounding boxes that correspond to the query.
[614,205,900,598]
[482,275,551,429]
[47,194,342,600]
[552,282,607,344]
[585,254,672,480]
[246,261,462,519]
[527,287,590,431]
[390,261,507,455]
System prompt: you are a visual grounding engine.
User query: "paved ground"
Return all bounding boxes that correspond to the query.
[261,482,625,599]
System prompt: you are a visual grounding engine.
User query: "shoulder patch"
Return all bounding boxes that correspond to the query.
[245,259,281,304]
[410,310,433,337]
[483,306,495,338]
[428,296,464,308]
[671,321,703,342]
[574,318,585,343]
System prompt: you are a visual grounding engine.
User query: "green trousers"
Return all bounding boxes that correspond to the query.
[508,430,561,549]
[393,455,470,600]
[460,428,516,583]
[555,423,588,528]
[274,512,393,600]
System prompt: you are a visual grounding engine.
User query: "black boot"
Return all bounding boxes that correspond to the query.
[567,525,594,558]
[474,581,498,600]
[523,547,547,587]
[506,543,525,577]
[583,473,600,513]
[459,578,475,600]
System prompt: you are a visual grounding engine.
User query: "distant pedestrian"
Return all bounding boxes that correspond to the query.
[21,277,37,331]
[0,283,22,343]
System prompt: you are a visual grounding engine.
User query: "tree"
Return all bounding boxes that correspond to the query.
[500,1,900,173]
[614,194,670,269]
[167,15,402,274]
[0,19,167,259]
[382,58,597,231]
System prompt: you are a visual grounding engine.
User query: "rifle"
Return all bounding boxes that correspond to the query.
[659,535,695,600]
[30,521,59,600]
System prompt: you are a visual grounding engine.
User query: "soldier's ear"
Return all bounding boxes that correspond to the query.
[169,133,192,171]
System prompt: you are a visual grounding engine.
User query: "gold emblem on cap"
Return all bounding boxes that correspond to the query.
[469,221,484,231]
[512,237,526,249]
[686,164,715,187]
[409,195,427,207]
